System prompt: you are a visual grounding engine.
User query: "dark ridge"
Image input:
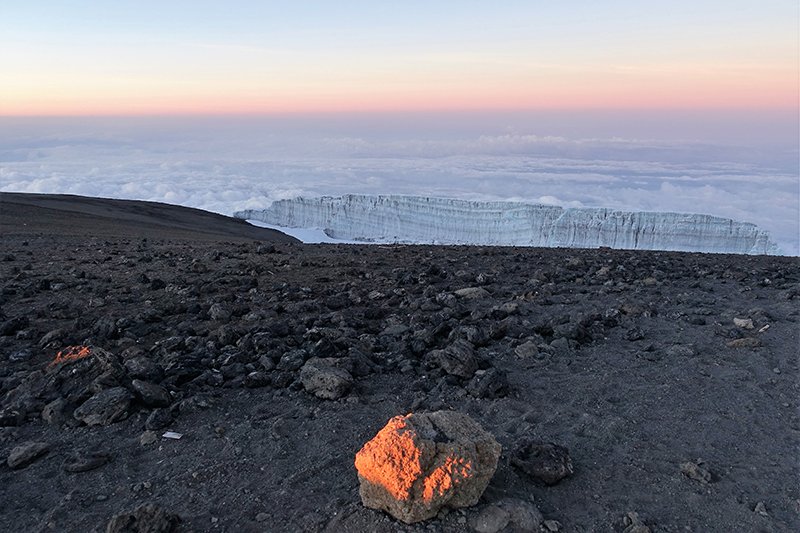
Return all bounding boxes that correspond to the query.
[0,192,299,243]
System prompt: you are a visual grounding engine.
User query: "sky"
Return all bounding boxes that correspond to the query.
[0,2,798,253]
[1,1,797,115]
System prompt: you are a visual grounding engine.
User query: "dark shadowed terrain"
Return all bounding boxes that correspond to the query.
[1,193,798,532]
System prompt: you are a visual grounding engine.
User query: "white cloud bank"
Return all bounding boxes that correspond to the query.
[0,117,797,255]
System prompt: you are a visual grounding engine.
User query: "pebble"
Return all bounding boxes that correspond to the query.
[511,440,573,485]
[7,441,49,469]
[680,460,712,483]
[544,519,562,531]
[726,338,761,348]
[471,505,510,533]
[139,431,158,446]
[63,451,111,473]
[754,501,769,516]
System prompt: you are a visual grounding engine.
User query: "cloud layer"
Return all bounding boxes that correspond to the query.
[1,117,797,254]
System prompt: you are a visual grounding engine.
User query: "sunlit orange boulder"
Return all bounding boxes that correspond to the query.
[354,410,501,523]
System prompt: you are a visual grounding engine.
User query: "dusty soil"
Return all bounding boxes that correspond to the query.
[1,193,798,532]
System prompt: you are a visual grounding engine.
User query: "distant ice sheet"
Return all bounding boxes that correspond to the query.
[246,219,362,244]
[238,195,782,255]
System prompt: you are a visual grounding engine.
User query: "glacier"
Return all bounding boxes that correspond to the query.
[234,195,781,255]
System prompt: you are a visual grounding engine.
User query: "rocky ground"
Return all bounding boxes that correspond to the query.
[1,194,798,532]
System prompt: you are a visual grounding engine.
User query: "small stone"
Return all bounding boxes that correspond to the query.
[131,380,171,407]
[625,327,645,341]
[124,356,164,382]
[514,340,539,358]
[140,431,158,446]
[622,511,652,533]
[39,328,66,347]
[511,440,573,485]
[244,371,270,388]
[355,410,501,524]
[300,358,353,400]
[726,338,761,348]
[754,501,769,516]
[208,303,231,322]
[145,408,174,431]
[733,317,754,329]
[680,460,712,483]
[63,451,110,473]
[74,387,134,426]
[255,512,269,522]
[106,503,180,533]
[0,316,29,336]
[454,287,491,299]
[497,498,543,532]
[471,505,510,533]
[7,441,49,469]
[277,349,307,371]
[381,324,409,336]
[544,519,562,531]
[429,340,478,378]
[466,369,508,399]
[42,397,67,425]
[665,345,694,358]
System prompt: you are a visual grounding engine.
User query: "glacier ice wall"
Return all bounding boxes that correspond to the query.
[235,195,781,255]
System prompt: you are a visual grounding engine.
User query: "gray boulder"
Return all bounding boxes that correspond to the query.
[73,387,133,426]
[300,358,353,399]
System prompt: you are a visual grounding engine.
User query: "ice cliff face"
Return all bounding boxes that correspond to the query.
[235,195,780,255]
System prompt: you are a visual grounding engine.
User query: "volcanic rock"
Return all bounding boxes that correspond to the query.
[63,450,110,473]
[428,340,478,378]
[106,503,180,533]
[497,497,544,531]
[208,303,230,322]
[727,337,761,348]
[41,397,67,425]
[0,316,29,336]
[354,410,501,523]
[454,287,491,299]
[73,387,134,426]
[300,358,353,399]
[123,357,164,382]
[466,369,508,399]
[472,499,545,533]
[625,327,645,341]
[277,349,307,371]
[244,371,270,388]
[511,440,574,485]
[472,504,510,533]
[622,511,652,533]
[145,408,173,431]
[514,340,539,358]
[7,441,49,469]
[680,460,713,483]
[131,380,171,407]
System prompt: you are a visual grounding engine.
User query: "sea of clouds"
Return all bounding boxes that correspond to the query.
[1,114,797,254]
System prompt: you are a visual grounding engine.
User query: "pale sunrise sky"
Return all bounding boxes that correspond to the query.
[1,0,798,115]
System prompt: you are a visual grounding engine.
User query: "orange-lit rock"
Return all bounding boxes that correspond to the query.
[48,345,91,367]
[354,410,501,523]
